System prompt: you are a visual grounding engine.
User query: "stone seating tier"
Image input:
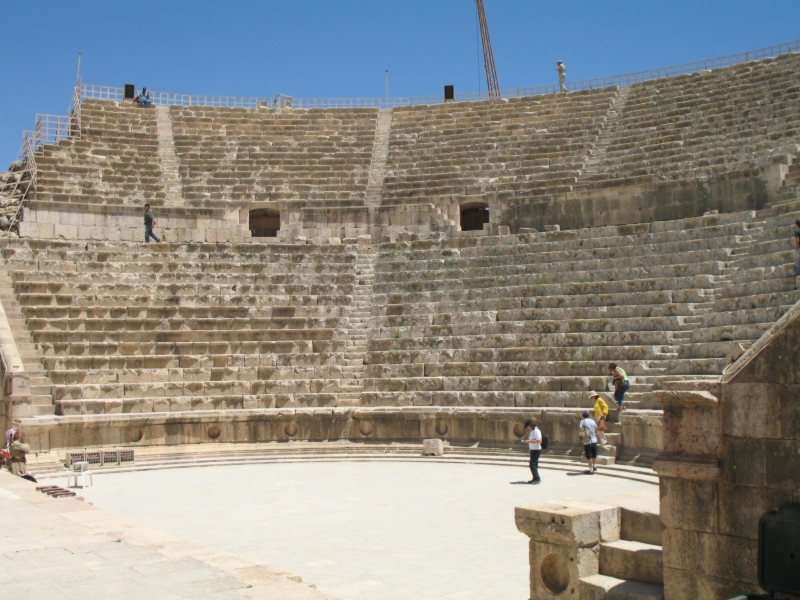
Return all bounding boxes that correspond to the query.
[381,89,617,203]
[170,105,378,207]
[585,53,800,185]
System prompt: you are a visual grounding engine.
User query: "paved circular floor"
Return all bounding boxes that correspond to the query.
[80,460,654,600]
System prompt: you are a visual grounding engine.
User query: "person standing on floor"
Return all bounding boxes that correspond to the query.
[144,203,161,243]
[7,430,36,482]
[794,219,800,278]
[579,410,598,474]
[608,362,629,410]
[557,61,567,93]
[519,419,543,484]
[589,392,609,445]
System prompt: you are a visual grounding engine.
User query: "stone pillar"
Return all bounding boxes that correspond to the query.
[515,500,619,599]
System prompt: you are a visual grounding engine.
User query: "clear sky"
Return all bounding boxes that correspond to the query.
[1,0,799,166]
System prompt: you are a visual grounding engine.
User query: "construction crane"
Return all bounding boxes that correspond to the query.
[475,0,500,98]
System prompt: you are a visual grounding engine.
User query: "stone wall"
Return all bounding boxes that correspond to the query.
[498,168,775,233]
[18,204,251,243]
[654,299,800,599]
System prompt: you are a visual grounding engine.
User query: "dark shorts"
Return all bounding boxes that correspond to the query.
[584,443,598,459]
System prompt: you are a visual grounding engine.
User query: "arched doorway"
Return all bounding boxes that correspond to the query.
[460,203,489,231]
[249,209,280,237]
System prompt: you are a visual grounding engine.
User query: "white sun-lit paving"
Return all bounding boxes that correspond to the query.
[78,460,655,600]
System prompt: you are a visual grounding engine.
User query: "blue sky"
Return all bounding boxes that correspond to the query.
[1,0,799,165]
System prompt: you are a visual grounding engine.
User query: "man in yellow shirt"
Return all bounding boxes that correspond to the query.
[589,392,608,445]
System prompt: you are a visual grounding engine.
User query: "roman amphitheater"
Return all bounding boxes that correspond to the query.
[0,41,799,600]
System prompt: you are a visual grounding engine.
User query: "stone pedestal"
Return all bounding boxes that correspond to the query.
[515,500,620,600]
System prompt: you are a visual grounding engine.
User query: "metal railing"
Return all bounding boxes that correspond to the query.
[78,39,799,110]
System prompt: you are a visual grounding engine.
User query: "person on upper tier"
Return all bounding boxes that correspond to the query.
[144,203,161,243]
[608,363,629,411]
[556,61,567,93]
[589,391,609,445]
[794,219,800,278]
[579,410,598,474]
[519,419,543,484]
[138,87,152,108]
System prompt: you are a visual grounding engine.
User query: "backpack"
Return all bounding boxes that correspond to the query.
[541,433,549,450]
[579,421,592,444]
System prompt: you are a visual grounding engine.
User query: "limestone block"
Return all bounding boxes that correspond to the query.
[515,500,619,547]
[327,237,341,245]
[496,225,510,236]
[342,237,357,245]
[422,438,444,456]
[357,234,372,245]
[54,224,78,239]
[77,226,94,240]
[544,225,561,232]
[294,235,307,244]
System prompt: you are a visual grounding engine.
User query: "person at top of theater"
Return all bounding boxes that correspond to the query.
[138,87,152,108]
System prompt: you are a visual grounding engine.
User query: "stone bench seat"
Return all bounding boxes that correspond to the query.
[374,288,693,310]
[363,373,608,393]
[52,377,362,401]
[715,277,797,299]
[366,344,687,364]
[47,362,352,385]
[373,314,687,337]
[17,292,353,309]
[373,274,716,297]
[689,321,773,344]
[10,260,356,277]
[714,289,800,312]
[358,389,649,409]
[376,260,727,286]
[37,337,343,357]
[42,349,352,371]
[368,329,675,349]
[377,248,734,275]
[31,327,335,344]
[15,280,355,296]
[19,304,348,320]
[25,315,343,332]
[364,358,722,377]
[12,270,355,286]
[55,391,351,415]
[727,263,797,284]
[700,305,793,328]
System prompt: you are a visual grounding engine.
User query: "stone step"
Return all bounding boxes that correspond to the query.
[599,540,664,586]
[580,574,664,600]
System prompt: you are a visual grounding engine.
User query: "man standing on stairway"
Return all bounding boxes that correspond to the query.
[144,203,161,243]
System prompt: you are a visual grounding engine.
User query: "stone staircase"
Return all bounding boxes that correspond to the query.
[582,494,665,599]
[155,105,184,205]
[0,260,55,419]
[581,85,633,179]
[336,245,376,406]
[365,110,393,207]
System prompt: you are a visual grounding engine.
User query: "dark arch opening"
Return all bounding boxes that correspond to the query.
[460,204,489,231]
[249,209,280,238]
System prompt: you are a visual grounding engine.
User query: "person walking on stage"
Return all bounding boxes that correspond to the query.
[579,410,598,474]
[519,419,543,484]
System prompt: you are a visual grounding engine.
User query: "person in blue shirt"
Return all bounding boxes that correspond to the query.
[138,87,152,108]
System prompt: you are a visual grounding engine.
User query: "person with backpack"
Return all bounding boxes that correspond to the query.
[519,418,544,484]
[579,410,598,474]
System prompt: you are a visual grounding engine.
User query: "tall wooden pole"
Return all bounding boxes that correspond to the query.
[475,0,500,98]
